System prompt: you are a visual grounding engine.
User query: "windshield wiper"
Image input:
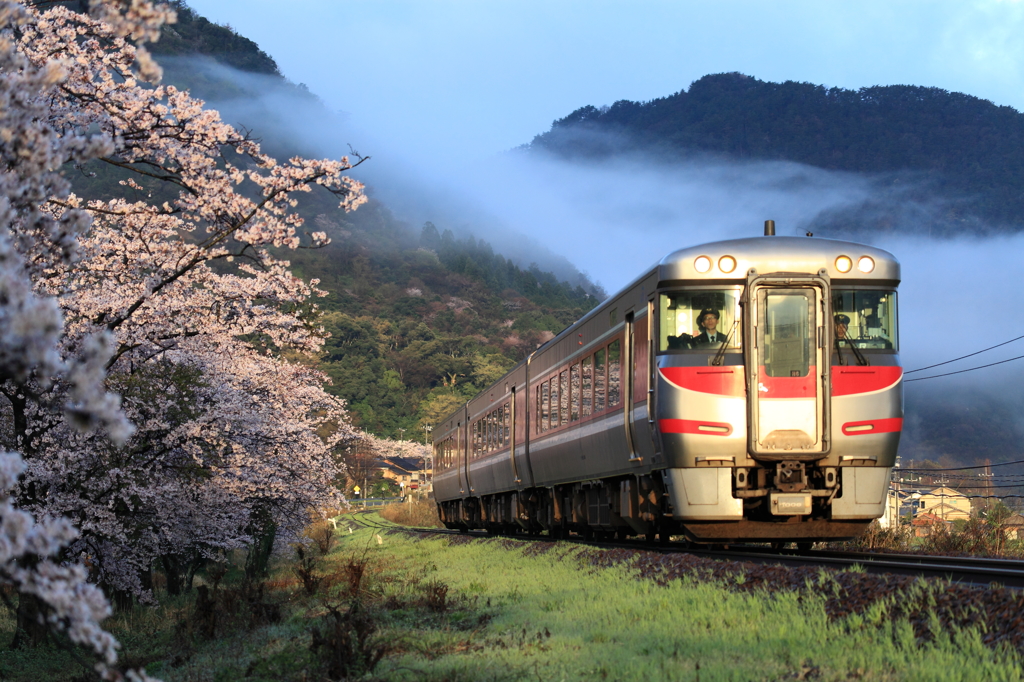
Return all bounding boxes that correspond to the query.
[836,338,870,366]
[711,321,736,366]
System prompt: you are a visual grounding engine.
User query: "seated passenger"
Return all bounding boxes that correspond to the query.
[694,309,725,347]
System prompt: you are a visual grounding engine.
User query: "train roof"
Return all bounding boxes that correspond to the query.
[658,236,900,282]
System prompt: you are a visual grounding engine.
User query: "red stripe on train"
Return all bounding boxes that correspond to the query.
[659,419,733,436]
[660,365,902,397]
[659,366,745,397]
[841,417,903,436]
[832,366,903,396]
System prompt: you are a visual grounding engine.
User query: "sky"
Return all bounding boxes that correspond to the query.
[182,0,1024,397]
[188,0,1024,165]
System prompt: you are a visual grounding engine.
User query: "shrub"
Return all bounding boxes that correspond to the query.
[378,496,443,528]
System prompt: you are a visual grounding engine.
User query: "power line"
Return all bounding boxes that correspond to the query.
[900,458,1024,472]
[904,353,1024,382]
[905,333,1024,374]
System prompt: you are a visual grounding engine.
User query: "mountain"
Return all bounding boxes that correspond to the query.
[529,72,1024,235]
[137,2,601,438]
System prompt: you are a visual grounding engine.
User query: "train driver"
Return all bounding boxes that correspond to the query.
[834,314,851,343]
[834,312,892,351]
[694,308,725,347]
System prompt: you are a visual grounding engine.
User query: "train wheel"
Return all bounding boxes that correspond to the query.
[615,528,629,541]
[796,542,814,552]
[770,541,789,550]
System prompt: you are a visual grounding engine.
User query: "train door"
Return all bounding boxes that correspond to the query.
[459,406,473,495]
[746,274,832,458]
[627,307,655,463]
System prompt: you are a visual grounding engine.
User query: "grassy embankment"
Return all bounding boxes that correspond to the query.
[0,501,1019,681]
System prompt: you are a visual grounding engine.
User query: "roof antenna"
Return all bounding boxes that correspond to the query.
[764,219,776,236]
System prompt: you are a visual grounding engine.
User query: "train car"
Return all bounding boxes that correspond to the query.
[432,222,901,544]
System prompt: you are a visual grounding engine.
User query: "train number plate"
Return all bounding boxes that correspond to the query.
[770,493,812,516]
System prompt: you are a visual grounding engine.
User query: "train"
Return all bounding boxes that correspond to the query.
[432,222,901,545]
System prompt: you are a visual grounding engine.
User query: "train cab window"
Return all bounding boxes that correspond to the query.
[832,290,898,351]
[608,341,621,407]
[581,356,593,417]
[658,289,742,352]
[594,348,607,412]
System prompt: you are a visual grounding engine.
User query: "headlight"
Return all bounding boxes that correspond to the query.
[718,255,736,273]
[835,255,853,273]
[694,256,712,273]
[857,256,875,273]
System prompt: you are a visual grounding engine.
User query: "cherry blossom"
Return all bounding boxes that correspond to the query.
[0,0,366,677]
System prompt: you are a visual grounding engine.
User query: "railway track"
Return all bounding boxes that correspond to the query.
[343,511,1024,588]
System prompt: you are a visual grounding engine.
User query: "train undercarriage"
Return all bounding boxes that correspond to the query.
[436,462,874,545]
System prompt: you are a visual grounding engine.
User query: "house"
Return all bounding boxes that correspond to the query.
[911,512,950,537]
[377,456,431,491]
[1001,512,1024,540]
[916,486,972,519]
[918,500,970,523]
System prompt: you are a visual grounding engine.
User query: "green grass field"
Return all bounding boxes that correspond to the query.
[0,513,1019,681]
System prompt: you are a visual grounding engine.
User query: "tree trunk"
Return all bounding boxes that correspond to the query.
[161,555,183,596]
[11,592,49,649]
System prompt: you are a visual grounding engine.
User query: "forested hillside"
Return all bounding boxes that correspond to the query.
[530,72,1024,233]
[142,1,601,439]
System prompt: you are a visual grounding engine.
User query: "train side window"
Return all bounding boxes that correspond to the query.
[536,385,544,432]
[560,370,569,425]
[570,363,580,421]
[594,349,606,412]
[503,403,510,445]
[541,382,550,432]
[581,356,593,418]
[608,340,621,407]
[550,376,560,429]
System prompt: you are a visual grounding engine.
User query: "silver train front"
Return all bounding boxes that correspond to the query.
[433,235,901,543]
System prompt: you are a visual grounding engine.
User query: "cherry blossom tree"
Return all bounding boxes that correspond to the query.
[0,0,365,676]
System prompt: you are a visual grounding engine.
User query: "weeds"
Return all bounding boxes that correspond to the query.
[423,580,450,613]
[294,543,323,596]
[341,557,367,597]
[310,601,388,680]
[306,519,337,556]
[378,496,443,528]
[919,515,1017,556]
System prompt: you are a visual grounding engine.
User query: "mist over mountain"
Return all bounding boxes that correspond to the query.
[144,4,1024,473]
[529,72,1024,237]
